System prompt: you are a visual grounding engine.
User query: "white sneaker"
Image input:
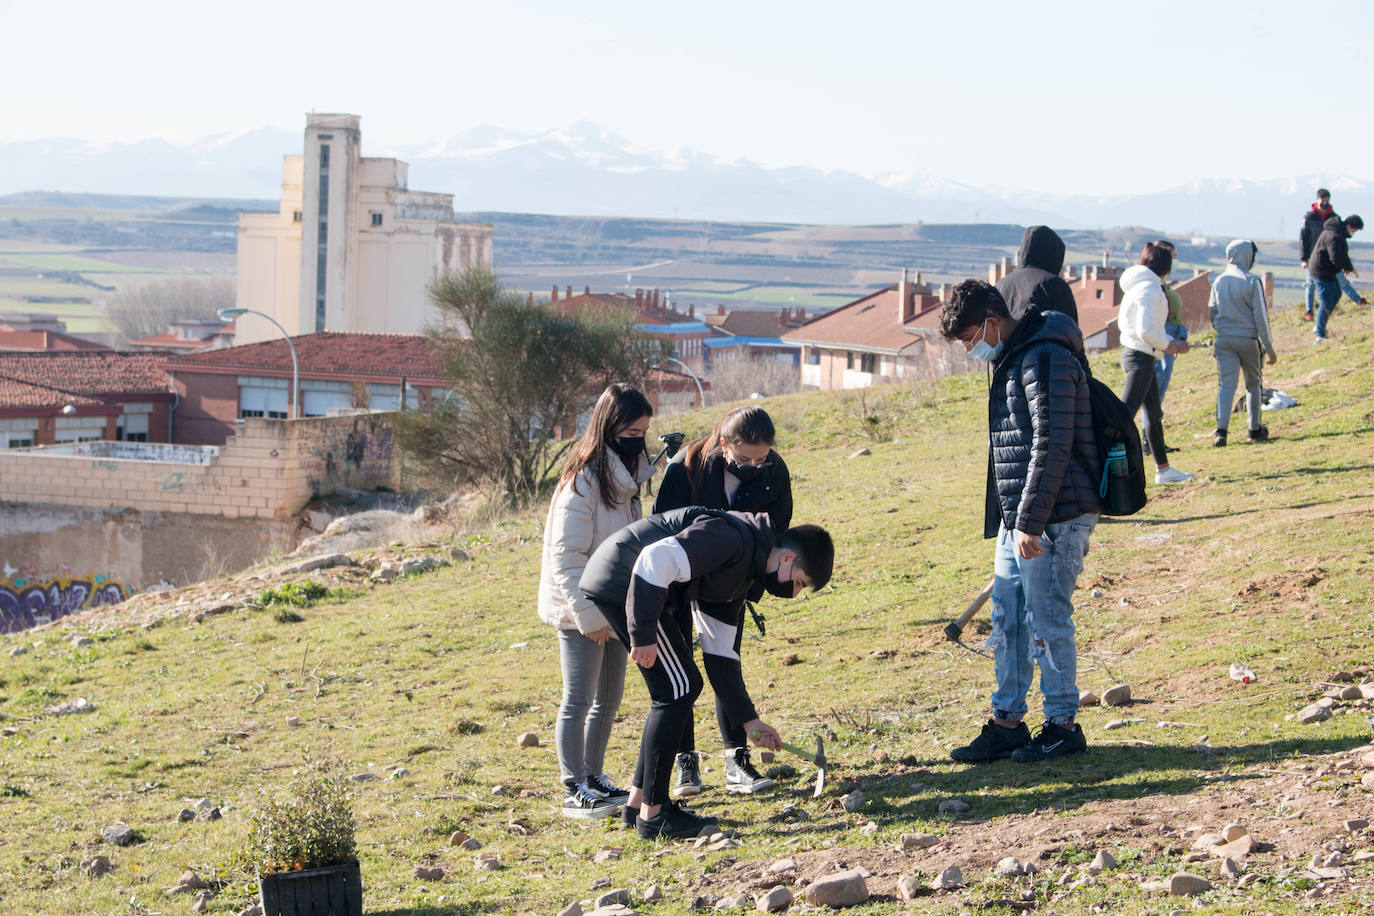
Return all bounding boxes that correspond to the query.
[724,747,775,794]
[1154,466,1195,485]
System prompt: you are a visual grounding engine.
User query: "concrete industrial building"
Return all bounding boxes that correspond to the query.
[234,114,493,344]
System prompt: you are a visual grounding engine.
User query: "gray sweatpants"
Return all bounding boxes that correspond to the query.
[555,627,627,785]
[1214,335,1263,431]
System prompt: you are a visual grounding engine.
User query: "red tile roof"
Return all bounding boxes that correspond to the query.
[128,332,223,351]
[0,329,111,352]
[783,285,925,353]
[161,332,447,381]
[714,309,808,338]
[555,293,699,326]
[0,351,170,409]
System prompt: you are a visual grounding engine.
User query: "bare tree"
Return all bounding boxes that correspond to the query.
[703,356,800,404]
[104,275,235,344]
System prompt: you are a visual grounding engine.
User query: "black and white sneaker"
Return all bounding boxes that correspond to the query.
[636,800,717,840]
[1011,722,1088,762]
[949,719,1031,762]
[585,774,630,804]
[724,747,774,794]
[561,781,620,819]
[672,752,703,797]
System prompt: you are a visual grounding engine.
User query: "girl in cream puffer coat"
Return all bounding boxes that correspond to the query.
[538,383,656,817]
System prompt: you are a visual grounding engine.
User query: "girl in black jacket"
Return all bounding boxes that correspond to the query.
[651,405,792,798]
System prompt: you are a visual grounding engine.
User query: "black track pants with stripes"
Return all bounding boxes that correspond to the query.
[594,598,703,805]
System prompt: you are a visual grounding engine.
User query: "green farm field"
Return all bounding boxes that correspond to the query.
[1,303,1373,915]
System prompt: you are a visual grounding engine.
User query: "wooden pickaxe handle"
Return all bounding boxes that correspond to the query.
[944,579,994,642]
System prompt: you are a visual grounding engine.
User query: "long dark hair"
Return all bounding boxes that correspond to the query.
[558,383,653,510]
[681,405,776,501]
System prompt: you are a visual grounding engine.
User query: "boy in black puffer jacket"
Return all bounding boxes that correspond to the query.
[938,280,1101,764]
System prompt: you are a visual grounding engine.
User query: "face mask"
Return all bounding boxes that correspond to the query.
[969,319,1003,362]
[611,435,645,465]
[726,459,767,482]
[763,569,794,599]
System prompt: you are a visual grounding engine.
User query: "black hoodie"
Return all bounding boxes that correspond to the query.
[996,226,1079,323]
[1308,216,1355,280]
[1300,204,1335,262]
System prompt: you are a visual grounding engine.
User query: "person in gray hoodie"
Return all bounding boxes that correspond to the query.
[1208,240,1276,446]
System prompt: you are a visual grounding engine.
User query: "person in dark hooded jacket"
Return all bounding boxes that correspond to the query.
[1308,214,1366,341]
[996,226,1079,323]
[939,280,1100,764]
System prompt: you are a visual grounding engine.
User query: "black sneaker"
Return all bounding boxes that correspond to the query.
[1011,722,1088,762]
[1212,428,1227,447]
[636,800,717,840]
[1248,425,1269,442]
[672,752,702,797]
[585,774,631,803]
[620,804,639,829]
[949,719,1031,762]
[561,781,620,819]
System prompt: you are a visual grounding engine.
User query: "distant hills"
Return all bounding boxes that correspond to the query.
[2,121,1368,239]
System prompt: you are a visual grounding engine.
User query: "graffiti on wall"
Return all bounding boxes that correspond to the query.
[310,416,395,496]
[0,576,129,633]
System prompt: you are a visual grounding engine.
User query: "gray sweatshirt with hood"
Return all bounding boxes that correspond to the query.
[1208,240,1274,356]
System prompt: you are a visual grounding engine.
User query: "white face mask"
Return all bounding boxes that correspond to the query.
[969,318,1004,362]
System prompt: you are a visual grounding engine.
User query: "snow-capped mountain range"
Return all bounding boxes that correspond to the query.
[1,121,1367,239]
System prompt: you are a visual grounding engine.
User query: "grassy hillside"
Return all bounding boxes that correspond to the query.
[2,304,1373,915]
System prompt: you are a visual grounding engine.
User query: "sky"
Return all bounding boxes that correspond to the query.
[2,0,1368,196]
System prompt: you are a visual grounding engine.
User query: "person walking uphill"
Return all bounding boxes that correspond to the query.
[1118,242,1196,485]
[579,509,833,839]
[938,280,1101,763]
[653,405,792,798]
[1308,213,1366,342]
[537,384,656,819]
[996,225,1079,323]
[1209,240,1277,447]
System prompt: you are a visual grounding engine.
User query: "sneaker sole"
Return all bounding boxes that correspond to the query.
[1011,749,1087,762]
[949,748,1018,762]
[725,780,775,794]
[562,805,619,820]
[671,785,703,798]
[635,822,714,840]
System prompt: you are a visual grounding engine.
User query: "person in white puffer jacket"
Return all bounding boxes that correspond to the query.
[538,383,656,819]
[1117,243,1196,485]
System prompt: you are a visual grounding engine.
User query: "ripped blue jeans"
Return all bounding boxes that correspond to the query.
[988,515,1097,725]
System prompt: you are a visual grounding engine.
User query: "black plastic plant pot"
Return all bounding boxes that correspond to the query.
[258,861,362,916]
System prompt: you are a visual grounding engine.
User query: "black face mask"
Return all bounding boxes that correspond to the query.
[763,569,794,599]
[726,459,768,482]
[611,435,645,467]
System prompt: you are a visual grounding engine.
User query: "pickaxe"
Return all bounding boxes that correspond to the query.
[758,732,828,798]
[943,579,994,659]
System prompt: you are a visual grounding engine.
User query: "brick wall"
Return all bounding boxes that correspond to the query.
[0,413,398,522]
[171,371,241,445]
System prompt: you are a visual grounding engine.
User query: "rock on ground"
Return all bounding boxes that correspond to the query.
[756,886,792,912]
[595,888,632,908]
[841,789,864,812]
[102,824,136,846]
[896,873,921,900]
[413,866,444,881]
[901,832,938,850]
[995,856,1023,876]
[1101,684,1132,706]
[930,865,963,890]
[1296,703,1331,724]
[804,869,870,907]
[1169,872,1212,895]
[517,731,540,747]
[938,798,970,815]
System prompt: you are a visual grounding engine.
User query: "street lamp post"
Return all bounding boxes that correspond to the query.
[648,355,705,409]
[218,307,300,419]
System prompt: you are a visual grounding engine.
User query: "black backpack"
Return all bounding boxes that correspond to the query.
[1076,356,1148,516]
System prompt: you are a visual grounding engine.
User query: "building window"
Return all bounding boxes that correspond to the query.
[239,385,289,420]
[806,349,820,365]
[4,436,33,449]
[860,353,877,374]
[292,210,302,223]
[117,413,151,442]
[1095,289,1103,299]
[316,143,331,332]
[370,212,383,227]
[846,351,855,370]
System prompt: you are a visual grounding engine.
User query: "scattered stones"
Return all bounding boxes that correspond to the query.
[70,635,94,647]
[938,798,970,815]
[1360,751,1374,769]
[474,853,499,871]
[1090,588,1103,598]
[448,830,470,847]
[389,767,411,780]
[1221,824,1248,842]
[766,858,797,874]
[1237,872,1260,888]
[1079,689,1100,706]
[715,894,751,909]
[101,824,137,846]
[1101,684,1132,707]
[370,560,402,582]
[449,547,470,562]
[491,784,510,796]
[1363,773,1374,790]
[459,837,482,851]
[859,821,879,835]
[81,854,111,877]
[591,877,612,890]
[995,856,1024,877]
[413,865,444,881]
[642,884,663,903]
[9,645,28,656]
[896,873,921,900]
[177,808,196,822]
[930,865,964,891]
[284,716,300,727]
[47,697,95,716]
[900,832,938,850]
[517,732,540,748]
[595,888,632,908]
[558,904,584,916]
[1344,818,1369,832]
[841,789,864,812]
[348,772,378,783]
[1212,833,1258,859]
[594,846,622,864]
[1088,850,1116,874]
[710,837,742,850]
[1168,872,1211,895]
[804,869,870,907]
[848,448,871,459]
[1104,718,1143,730]
[1296,703,1331,724]
[1219,857,1241,880]
[756,886,792,912]
[176,870,207,890]
[587,907,637,916]
[191,890,213,913]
